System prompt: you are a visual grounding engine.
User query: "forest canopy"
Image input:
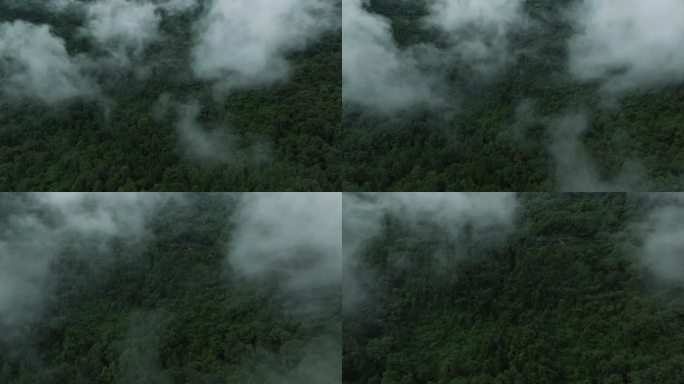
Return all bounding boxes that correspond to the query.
[343,192,684,383]
[0,193,341,383]
[341,0,684,192]
[0,0,341,191]
[4,192,684,383]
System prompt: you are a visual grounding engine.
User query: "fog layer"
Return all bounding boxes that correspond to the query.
[227,192,342,292]
[568,0,684,93]
[193,0,338,92]
[0,193,171,338]
[0,21,96,104]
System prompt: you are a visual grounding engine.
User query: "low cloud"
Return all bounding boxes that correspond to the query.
[634,194,684,285]
[342,0,443,113]
[80,0,161,67]
[79,0,198,67]
[226,193,342,293]
[0,21,98,104]
[224,193,341,384]
[177,101,270,165]
[3,0,327,104]
[425,0,527,76]
[342,0,528,113]
[154,95,271,165]
[567,0,684,94]
[511,101,647,191]
[549,112,647,192]
[230,336,341,384]
[0,193,171,339]
[344,192,519,257]
[343,193,519,307]
[192,0,338,92]
[1,0,200,104]
[548,112,605,191]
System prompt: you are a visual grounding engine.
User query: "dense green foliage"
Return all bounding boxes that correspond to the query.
[344,194,684,383]
[0,2,341,191]
[0,195,340,383]
[341,0,684,191]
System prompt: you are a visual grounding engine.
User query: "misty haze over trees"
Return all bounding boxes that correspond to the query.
[2,0,683,192]
[4,191,684,383]
[0,0,341,191]
[4,0,684,382]
[342,0,684,192]
[344,193,684,383]
[0,193,341,383]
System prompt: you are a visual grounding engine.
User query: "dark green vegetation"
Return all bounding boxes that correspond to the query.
[0,195,340,383]
[0,2,341,191]
[342,0,684,191]
[344,194,684,383]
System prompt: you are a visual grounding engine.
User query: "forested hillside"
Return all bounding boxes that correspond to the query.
[342,0,684,191]
[0,1,341,191]
[0,194,341,383]
[344,193,684,383]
